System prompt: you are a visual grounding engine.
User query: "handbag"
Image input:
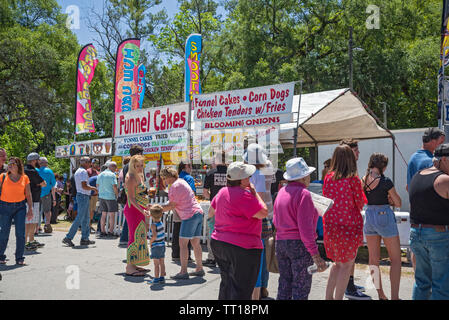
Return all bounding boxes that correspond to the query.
[0,173,5,198]
[117,187,127,205]
[265,233,279,273]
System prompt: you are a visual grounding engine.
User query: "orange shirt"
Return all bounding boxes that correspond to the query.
[0,173,30,203]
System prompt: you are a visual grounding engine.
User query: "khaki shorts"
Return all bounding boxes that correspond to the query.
[25,202,40,224]
[89,195,98,213]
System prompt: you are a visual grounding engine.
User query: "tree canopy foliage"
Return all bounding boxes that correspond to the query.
[0,0,444,172]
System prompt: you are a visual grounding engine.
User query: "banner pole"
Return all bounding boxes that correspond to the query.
[293,80,303,157]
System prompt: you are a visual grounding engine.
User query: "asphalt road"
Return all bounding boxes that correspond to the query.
[0,228,415,300]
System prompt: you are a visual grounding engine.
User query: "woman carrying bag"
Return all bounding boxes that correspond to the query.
[0,157,33,265]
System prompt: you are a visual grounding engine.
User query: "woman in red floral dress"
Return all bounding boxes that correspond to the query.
[322,145,367,300]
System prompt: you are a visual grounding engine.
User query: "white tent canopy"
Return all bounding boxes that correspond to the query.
[279,88,392,148]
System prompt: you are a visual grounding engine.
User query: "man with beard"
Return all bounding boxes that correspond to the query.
[24,153,46,250]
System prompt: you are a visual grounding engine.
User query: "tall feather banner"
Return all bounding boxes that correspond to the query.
[75,44,98,134]
[113,38,141,136]
[185,34,202,102]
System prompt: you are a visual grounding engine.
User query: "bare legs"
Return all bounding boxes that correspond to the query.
[153,258,166,279]
[101,212,116,234]
[25,223,36,243]
[326,259,354,300]
[366,235,401,300]
[179,237,203,274]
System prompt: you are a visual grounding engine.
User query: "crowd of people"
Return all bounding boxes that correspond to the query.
[1,126,449,300]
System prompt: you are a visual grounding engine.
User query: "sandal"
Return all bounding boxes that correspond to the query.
[16,261,26,266]
[136,267,150,273]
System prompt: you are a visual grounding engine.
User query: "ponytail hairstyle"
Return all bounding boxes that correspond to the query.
[363,153,388,191]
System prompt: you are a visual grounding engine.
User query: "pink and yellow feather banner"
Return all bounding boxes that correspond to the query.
[75,44,98,134]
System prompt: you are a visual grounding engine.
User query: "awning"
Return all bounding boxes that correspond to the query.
[280,88,392,148]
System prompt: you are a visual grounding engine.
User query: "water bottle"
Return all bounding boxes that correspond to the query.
[307,261,331,274]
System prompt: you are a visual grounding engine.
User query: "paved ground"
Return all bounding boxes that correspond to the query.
[0,228,415,300]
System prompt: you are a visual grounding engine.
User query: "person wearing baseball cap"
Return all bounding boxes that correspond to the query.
[407,127,445,190]
[24,153,46,250]
[208,161,268,300]
[408,143,449,300]
[273,157,327,300]
[87,158,100,178]
[37,156,56,233]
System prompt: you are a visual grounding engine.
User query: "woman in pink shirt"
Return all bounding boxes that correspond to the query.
[209,162,268,300]
[273,157,328,300]
[158,167,204,280]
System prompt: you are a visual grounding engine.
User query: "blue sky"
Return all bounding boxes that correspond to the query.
[56,0,180,47]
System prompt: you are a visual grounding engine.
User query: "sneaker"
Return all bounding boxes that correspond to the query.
[345,289,372,300]
[202,259,216,267]
[44,224,52,233]
[62,238,75,247]
[80,239,95,246]
[90,227,96,234]
[25,242,37,251]
[150,277,160,284]
[30,240,45,248]
[171,272,189,280]
[158,276,165,283]
[188,269,205,277]
[355,284,366,292]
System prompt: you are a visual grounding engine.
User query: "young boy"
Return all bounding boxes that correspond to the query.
[149,204,166,283]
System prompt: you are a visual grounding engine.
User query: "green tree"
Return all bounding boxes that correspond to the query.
[0,0,80,154]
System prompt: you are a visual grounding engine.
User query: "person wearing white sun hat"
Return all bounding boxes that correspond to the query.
[273,157,328,300]
[209,161,268,300]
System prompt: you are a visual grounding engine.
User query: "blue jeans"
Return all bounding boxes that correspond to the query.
[410,226,449,300]
[66,194,91,241]
[255,239,269,288]
[0,200,27,263]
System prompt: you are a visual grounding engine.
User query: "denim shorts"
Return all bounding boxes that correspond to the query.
[151,245,166,259]
[180,212,203,239]
[363,204,399,238]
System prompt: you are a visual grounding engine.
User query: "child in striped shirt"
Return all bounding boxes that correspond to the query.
[149,204,166,284]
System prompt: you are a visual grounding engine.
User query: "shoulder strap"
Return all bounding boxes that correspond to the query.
[0,173,6,196]
[364,175,380,192]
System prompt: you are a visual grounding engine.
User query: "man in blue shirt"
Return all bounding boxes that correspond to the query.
[37,157,56,233]
[178,162,196,193]
[97,161,119,237]
[407,127,445,190]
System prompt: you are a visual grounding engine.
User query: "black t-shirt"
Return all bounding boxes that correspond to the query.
[203,165,227,200]
[409,170,449,225]
[70,175,77,197]
[24,164,44,202]
[271,168,285,196]
[363,175,394,205]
